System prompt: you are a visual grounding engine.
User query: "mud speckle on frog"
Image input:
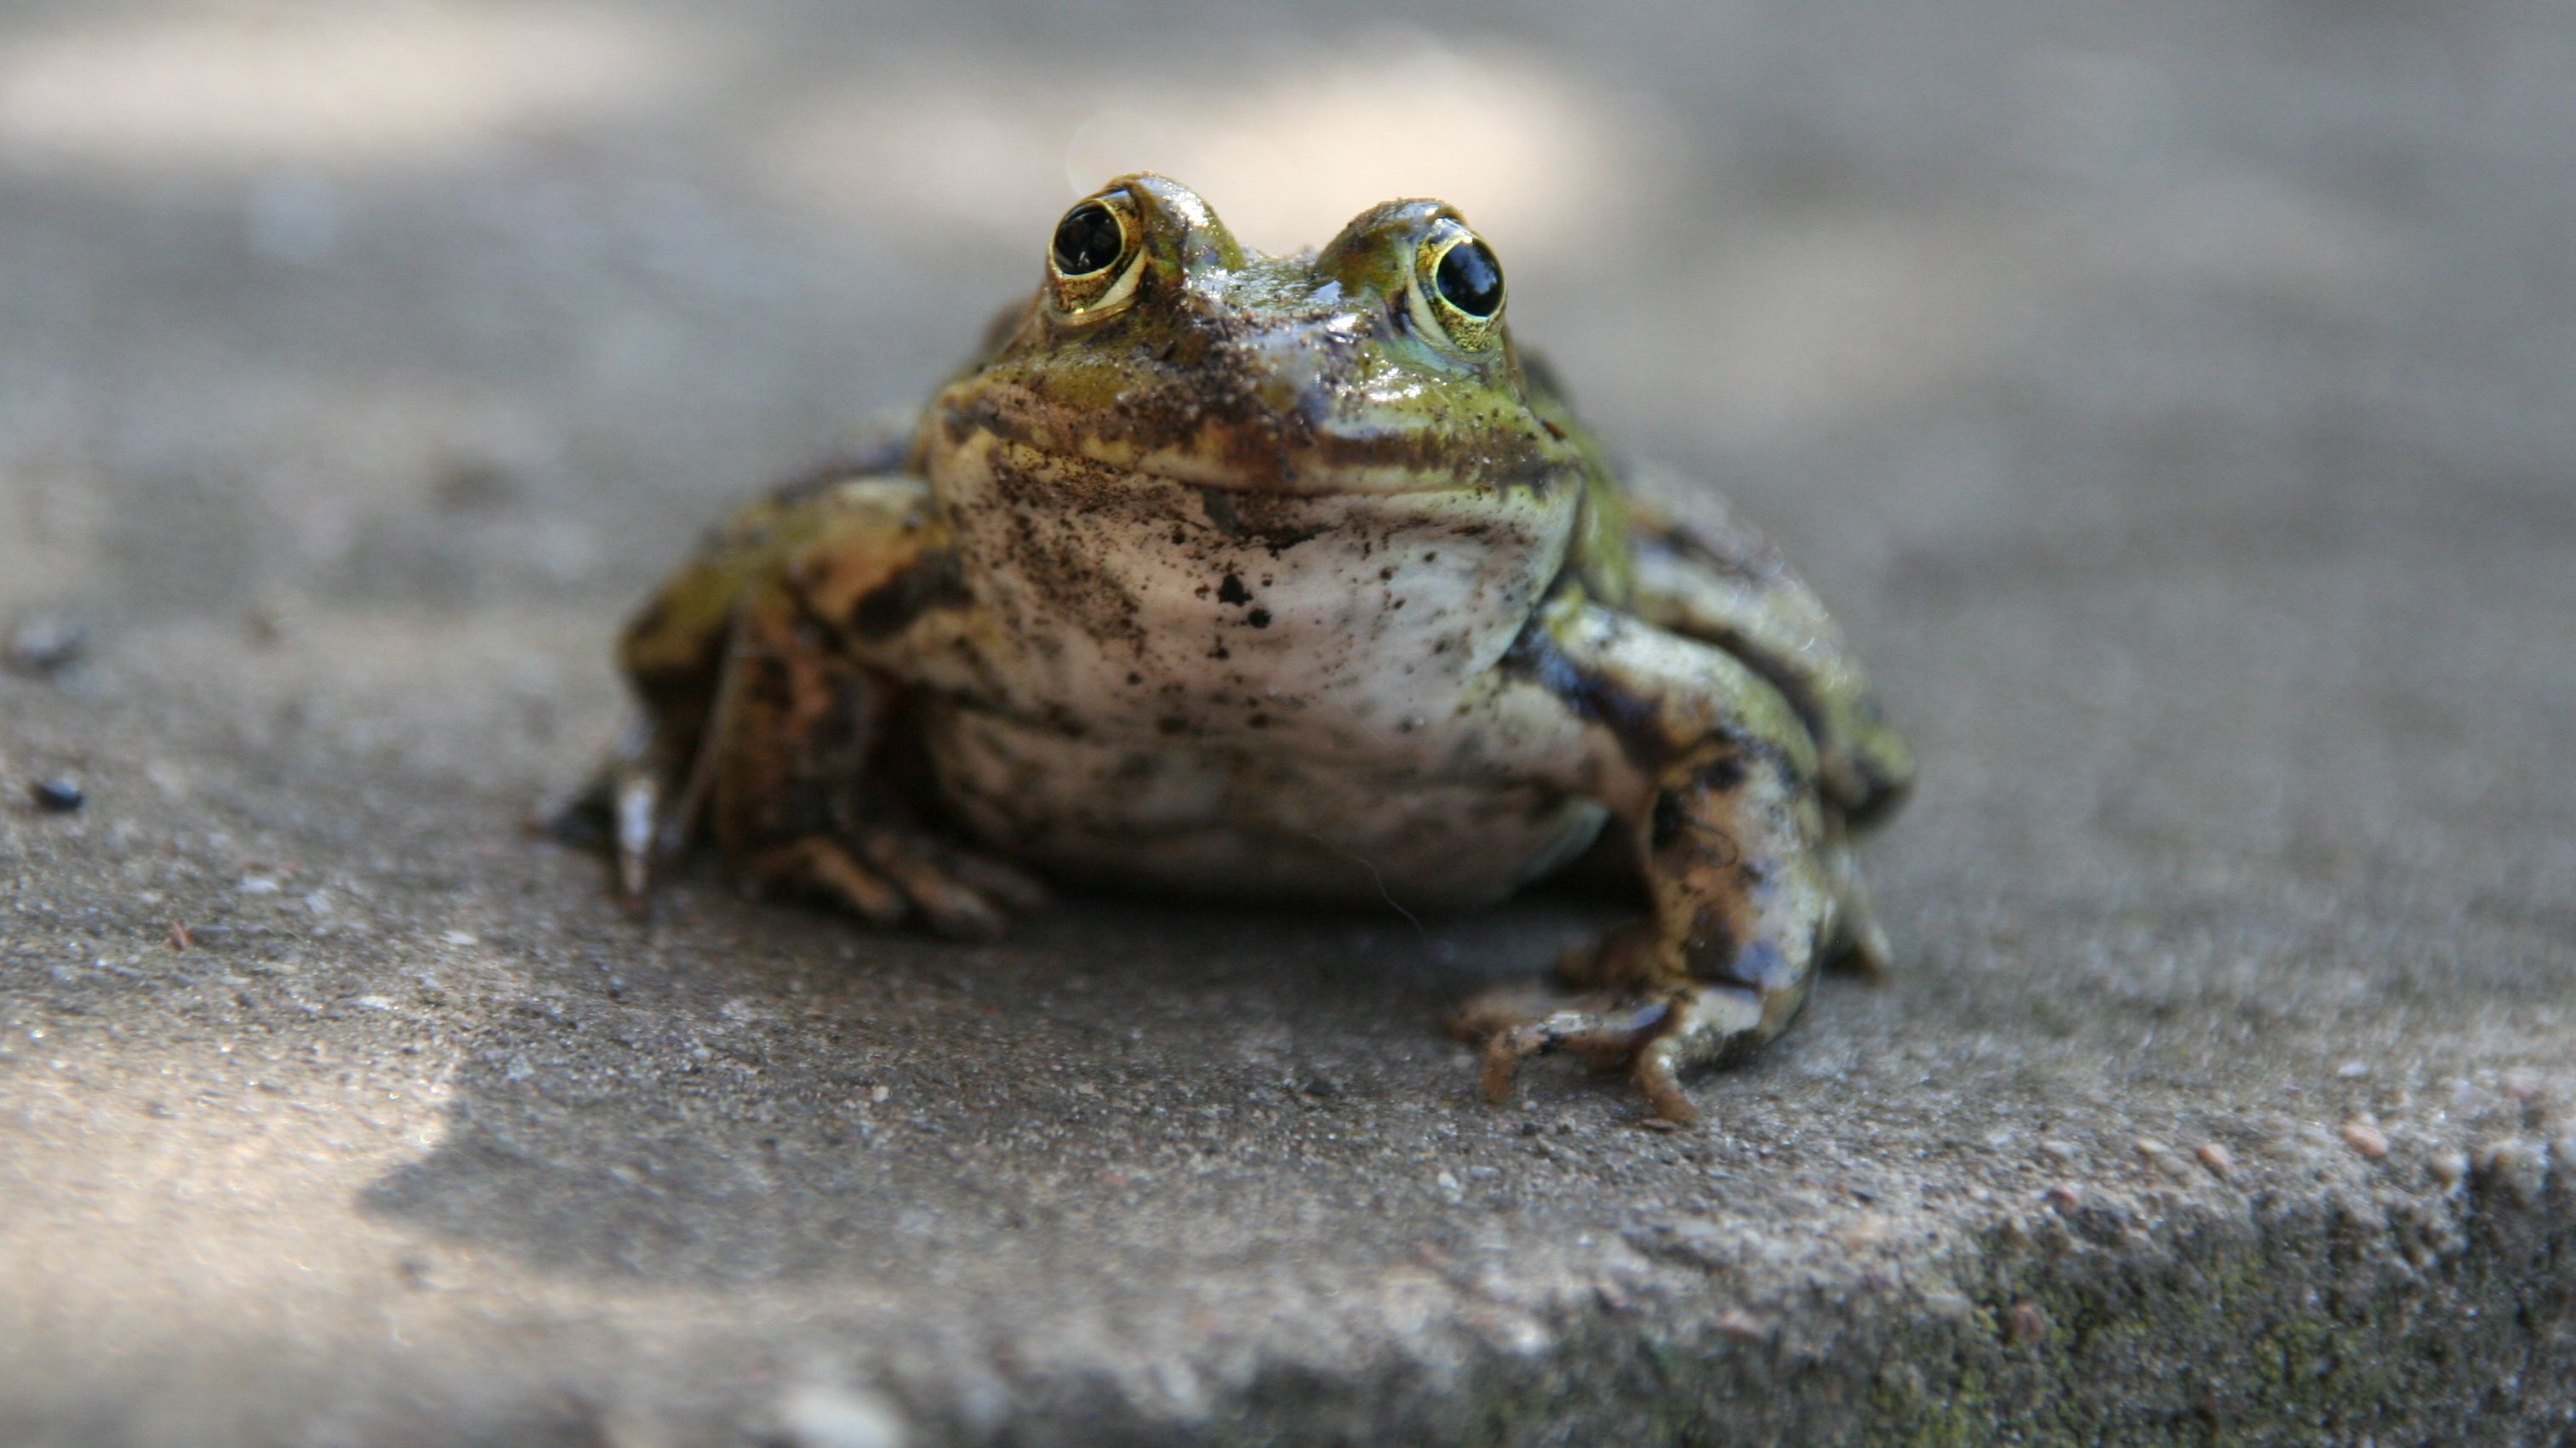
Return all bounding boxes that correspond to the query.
[563,174,1914,1124]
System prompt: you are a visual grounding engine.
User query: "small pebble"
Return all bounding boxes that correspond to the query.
[2133,1137,2194,1178]
[2342,1118,2390,1159]
[29,777,83,812]
[2195,1142,2235,1178]
[2044,1183,2082,1211]
[2006,1299,2049,1346]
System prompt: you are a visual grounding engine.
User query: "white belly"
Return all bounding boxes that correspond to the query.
[919,433,1605,904]
[934,435,1571,760]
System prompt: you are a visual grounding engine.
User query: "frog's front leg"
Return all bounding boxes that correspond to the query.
[563,470,1043,937]
[1464,596,1841,1125]
[675,575,1045,939]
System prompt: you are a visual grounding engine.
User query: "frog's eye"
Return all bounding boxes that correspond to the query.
[1047,191,1144,315]
[1409,220,1505,352]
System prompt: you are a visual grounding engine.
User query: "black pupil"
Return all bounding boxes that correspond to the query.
[1434,237,1503,318]
[1052,201,1124,276]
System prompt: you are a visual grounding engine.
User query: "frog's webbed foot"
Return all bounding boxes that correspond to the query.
[741,829,1048,941]
[1456,896,1811,1126]
[1455,981,1780,1126]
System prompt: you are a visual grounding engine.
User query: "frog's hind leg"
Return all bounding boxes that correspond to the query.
[1623,494,1914,827]
[696,578,1046,940]
[1464,601,1840,1125]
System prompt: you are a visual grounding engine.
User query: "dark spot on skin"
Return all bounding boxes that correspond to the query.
[1216,574,1252,606]
[1650,790,1742,866]
[1208,643,1231,659]
[1683,904,1739,982]
[1650,791,1687,850]
[1694,756,1747,792]
[1502,612,1666,772]
[1247,714,1269,728]
[1247,608,1271,629]
[847,548,969,640]
[1379,567,1395,582]
[1198,487,1323,556]
[1711,637,1828,757]
[1126,671,1143,686]
[1158,716,1188,736]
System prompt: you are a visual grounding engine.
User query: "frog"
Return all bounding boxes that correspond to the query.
[563,174,1913,1124]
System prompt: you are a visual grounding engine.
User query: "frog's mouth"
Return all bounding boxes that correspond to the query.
[936,390,1577,500]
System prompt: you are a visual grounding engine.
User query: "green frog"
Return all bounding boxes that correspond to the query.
[568,174,1912,1123]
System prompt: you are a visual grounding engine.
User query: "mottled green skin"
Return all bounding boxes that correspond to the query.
[582,174,1912,1121]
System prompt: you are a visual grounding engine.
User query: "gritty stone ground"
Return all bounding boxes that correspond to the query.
[3,0,2574,1443]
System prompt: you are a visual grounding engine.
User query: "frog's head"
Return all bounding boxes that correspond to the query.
[926,174,1586,498]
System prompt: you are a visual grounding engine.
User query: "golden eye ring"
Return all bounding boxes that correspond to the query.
[1409,219,1505,352]
[1047,191,1145,315]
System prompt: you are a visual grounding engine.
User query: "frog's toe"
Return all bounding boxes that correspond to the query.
[1454,987,1695,1120]
[738,830,1046,940]
[940,848,1054,913]
[856,835,1003,940]
[1454,975,1800,1126]
[745,837,911,927]
[859,831,1052,940]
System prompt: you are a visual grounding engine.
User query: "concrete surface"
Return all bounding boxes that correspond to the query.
[4,0,2574,1443]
